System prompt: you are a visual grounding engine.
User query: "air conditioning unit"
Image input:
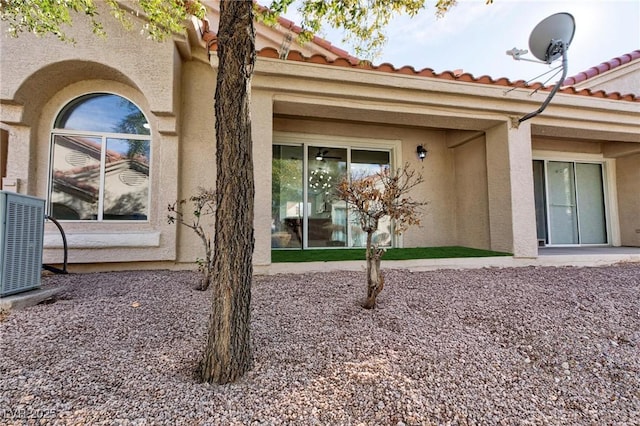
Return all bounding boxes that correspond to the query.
[0,191,45,297]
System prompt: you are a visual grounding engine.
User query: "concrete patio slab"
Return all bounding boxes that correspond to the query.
[257,247,640,275]
[0,287,65,311]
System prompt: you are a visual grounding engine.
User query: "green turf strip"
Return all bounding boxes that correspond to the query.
[271,246,512,263]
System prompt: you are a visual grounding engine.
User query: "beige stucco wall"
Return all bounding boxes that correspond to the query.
[532,138,602,154]
[572,60,640,96]
[0,8,184,265]
[176,60,217,264]
[616,153,640,247]
[405,133,457,248]
[252,90,275,266]
[486,121,537,257]
[453,135,490,250]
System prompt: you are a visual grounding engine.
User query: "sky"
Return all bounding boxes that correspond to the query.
[284,0,640,83]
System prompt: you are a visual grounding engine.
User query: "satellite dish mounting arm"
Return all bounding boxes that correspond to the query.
[519,40,568,123]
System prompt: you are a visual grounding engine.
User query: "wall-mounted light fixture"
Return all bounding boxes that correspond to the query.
[417,145,428,161]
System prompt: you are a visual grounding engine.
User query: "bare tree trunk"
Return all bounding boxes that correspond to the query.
[363,231,385,309]
[200,0,255,384]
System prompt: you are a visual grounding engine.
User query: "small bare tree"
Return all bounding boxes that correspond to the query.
[167,187,216,291]
[337,163,425,309]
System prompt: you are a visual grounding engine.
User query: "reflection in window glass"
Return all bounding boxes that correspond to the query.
[350,150,391,248]
[56,93,150,135]
[103,139,149,220]
[308,147,347,248]
[50,135,101,220]
[271,145,303,248]
[49,94,151,221]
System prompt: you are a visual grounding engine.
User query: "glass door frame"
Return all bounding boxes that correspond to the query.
[274,132,402,250]
[533,156,611,247]
[304,144,348,249]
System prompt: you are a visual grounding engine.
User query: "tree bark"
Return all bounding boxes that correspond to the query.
[200,0,255,384]
[363,231,384,309]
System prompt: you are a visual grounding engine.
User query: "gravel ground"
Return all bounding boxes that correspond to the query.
[1,264,639,425]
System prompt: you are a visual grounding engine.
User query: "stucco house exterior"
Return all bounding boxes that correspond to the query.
[1,3,638,273]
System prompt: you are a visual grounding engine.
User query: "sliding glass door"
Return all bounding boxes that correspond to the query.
[532,160,547,243]
[307,146,347,247]
[350,150,391,247]
[272,145,303,248]
[547,161,579,245]
[575,163,607,244]
[533,160,607,246]
[272,144,391,249]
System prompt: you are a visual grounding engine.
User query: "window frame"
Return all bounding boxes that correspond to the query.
[533,149,619,247]
[47,93,152,222]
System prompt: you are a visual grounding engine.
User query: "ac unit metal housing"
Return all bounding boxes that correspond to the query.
[0,191,45,297]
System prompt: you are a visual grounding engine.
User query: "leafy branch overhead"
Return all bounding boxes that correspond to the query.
[2,0,491,56]
[0,0,205,42]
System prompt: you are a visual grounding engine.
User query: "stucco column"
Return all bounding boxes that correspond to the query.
[251,90,273,266]
[158,131,179,260]
[2,125,31,193]
[485,120,537,258]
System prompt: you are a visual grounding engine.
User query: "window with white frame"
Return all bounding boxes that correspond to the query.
[48,93,151,221]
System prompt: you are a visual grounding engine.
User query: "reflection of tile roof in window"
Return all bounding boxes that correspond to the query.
[56,135,101,159]
[254,47,639,102]
[563,50,640,87]
[60,135,149,165]
[53,170,98,198]
[54,135,149,197]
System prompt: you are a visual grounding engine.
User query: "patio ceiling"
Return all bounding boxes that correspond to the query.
[272,97,504,133]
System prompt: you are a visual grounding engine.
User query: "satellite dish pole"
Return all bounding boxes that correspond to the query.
[518,39,568,123]
[507,13,576,123]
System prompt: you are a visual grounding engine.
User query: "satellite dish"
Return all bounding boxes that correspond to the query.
[528,12,575,63]
[506,12,576,123]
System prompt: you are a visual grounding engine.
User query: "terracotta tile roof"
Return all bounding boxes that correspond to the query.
[257,47,639,102]
[200,8,359,65]
[273,15,359,65]
[200,18,217,44]
[563,50,640,86]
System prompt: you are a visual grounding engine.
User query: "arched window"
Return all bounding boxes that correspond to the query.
[48,93,151,221]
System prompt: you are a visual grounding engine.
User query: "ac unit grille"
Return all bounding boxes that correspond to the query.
[1,192,45,297]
